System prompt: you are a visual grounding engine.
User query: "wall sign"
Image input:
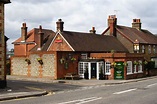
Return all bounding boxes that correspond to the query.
[55,36,62,43]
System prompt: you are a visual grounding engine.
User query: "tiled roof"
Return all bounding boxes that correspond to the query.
[0,0,11,3]
[62,31,128,52]
[13,28,55,51]
[117,25,157,44]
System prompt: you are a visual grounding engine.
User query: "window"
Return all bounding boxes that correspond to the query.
[81,53,88,59]
[153,45,156,54]
[127,61,132,74]
[105,62,111,75]
[138,60,143,73]
[142,45,145,53]
[78,62,88,78]
[133,65,137,73]
[134,44,139,53]
[148,45,151,54]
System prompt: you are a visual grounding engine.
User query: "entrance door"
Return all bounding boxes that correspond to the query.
[91,63,97,78]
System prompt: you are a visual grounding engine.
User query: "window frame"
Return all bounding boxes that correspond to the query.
[127,61,133,75]
[105,62,111,75]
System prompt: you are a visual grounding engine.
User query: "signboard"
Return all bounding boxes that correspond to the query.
[114,62,124,79]
[55,36,62,43]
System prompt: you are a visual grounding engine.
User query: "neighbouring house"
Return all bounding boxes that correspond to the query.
[102,15,157,77]
[0,0,11,88]
[11,16,156,80]
[102,15,157,67]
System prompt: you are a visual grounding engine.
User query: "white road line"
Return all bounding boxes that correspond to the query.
[145,83,157,88]
[58,97,97,104]
[76,97,102,104]
[113,88,137,95]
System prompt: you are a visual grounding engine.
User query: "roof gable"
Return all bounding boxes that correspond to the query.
[47,31,74,51]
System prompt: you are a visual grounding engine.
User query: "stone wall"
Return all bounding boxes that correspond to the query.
[42,54,55,77]
[11,57,27,75]
[11,53,56,79]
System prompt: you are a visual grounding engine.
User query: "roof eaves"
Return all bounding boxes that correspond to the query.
[102,26,110,35]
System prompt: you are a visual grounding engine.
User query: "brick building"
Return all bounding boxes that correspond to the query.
[0,0,11,88]
[11,16,157,80]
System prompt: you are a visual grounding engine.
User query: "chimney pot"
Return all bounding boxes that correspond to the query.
[89,27,96,34]
[21,22,27,42]
[108,15,117,37]
[132,19,141,30]
[56,19,64,32]
[38,25,44,51]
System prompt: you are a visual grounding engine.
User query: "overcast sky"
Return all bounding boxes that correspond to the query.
[5,0,157,50]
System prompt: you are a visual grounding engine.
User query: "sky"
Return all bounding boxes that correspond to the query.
[4,0,157,50]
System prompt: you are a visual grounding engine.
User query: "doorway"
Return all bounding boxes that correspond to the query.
[91,63,97,78]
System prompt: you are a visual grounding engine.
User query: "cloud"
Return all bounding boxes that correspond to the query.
[4,0,157,50]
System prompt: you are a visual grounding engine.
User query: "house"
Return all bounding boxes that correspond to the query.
[11,17,156,80]
[102,15,157,61]
[0,0,11,88]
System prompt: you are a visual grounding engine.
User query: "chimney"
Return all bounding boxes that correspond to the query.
[89,27,96,34]
[37,25,44,51]
[108,15,117,37]
[132,19,141,30]
[21,23,27,42]
[56,19,64,32]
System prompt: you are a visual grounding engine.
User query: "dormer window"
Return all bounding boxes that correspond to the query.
[134,39,139,53]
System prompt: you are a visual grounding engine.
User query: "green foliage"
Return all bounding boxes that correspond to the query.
[145,61,155,70]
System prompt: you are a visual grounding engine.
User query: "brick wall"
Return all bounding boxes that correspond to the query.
[0,3,5,81]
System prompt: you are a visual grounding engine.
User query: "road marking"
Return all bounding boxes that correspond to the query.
[76,97,102,104]
[25,86,44,91]
[58,97,101,104]
[145,83,157,88]
[113,88,137,94]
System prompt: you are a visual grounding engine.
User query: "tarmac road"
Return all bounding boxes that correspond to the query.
[1,77,157,104]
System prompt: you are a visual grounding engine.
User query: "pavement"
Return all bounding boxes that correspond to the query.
[0,75,157,101]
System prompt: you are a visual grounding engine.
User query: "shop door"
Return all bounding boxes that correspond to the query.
[91,63,97,78]
[114,62,124,80]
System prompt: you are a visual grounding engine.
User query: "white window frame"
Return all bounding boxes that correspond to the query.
[78,62,88,78]
[105,62,111,75]
[127,61,133,75]
[133,65,137,73]
[138,60,143,73]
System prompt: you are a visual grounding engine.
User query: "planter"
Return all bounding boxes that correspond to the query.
[37,58,43,65]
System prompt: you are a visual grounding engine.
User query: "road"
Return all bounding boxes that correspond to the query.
[1,78,157,104]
